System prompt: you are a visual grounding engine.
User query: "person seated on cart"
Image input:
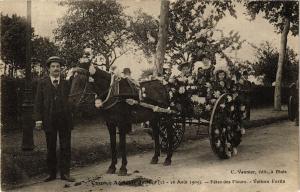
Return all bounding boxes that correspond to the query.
[195,56,215,97]
[170,62,194,117]
[213,69,230,94]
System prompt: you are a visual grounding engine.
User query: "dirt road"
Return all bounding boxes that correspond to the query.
[11,121,299,192]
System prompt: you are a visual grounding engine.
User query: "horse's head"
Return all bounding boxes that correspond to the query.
[68,63,111,110]
[68,67,93,109]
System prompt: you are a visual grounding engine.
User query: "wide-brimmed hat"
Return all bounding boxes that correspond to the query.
[122,68,131,74]
[46,56,65,67]
[177,62,190,71]
[214,69,228,79]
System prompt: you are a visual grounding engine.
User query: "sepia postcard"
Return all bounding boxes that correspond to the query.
[1,0,299,191]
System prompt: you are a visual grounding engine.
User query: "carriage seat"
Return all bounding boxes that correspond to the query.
[102,76,169,110]
[118,77,140,99]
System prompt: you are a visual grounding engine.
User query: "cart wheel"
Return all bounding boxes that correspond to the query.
[160,115,185,152]
[209,93,244,159]
[288,96,296,121]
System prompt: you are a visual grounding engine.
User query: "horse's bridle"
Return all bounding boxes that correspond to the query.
[68,67,97,107]
[68,67,112,107]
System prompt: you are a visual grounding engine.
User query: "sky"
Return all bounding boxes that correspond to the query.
[1,0,299,79]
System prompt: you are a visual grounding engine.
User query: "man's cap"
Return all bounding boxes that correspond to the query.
[177,62,190,71]
[122,68,131,74]
[46,56,65,67]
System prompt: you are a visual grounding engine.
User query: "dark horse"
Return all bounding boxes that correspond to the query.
[68,64,174,176]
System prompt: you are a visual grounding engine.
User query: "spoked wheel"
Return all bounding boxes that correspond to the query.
[288,96,296,121]
[209,93,244,159]
[160,115,185,152]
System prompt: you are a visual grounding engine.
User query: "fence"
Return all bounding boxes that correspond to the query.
[249,85,289,108]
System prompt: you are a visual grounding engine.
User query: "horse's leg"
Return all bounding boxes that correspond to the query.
[106,122,117,174]
[118,123,128,176]
[164,117,173,166]
[150,119,160,164]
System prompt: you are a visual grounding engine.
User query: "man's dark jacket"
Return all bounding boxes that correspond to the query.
[34,76,73,132]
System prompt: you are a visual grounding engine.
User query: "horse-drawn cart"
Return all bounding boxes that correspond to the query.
[158,92,244,159]
[69,63,247,174]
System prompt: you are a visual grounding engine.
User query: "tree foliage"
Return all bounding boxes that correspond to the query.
[1,14,34,72]
[245,0,299,36]
[131,0,244,69]
[245,0,299,110]
[252,41,298,86]
[32,36,60,67]
[55,0,131,70]
[129,10,159,59]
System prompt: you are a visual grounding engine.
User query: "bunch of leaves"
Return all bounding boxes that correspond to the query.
[1,14,34,70]
[55,0,131,69]
[251,41,298,86]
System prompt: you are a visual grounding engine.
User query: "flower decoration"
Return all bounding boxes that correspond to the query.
[162,79,168,85]
[213,91,221,98]
[233,93,238,100]
[216,140,221,148]
[179,86,186,94]
[210,98,217,104]
[169,77,175,83]
[220,81,225,87]
[205,104,212,111]
[95,99,103,108]
[232,147,238,155]
[226,142,231,148]
[220,103,226,108]
[89,77,95,82]
[214,129,220,135]
[227,95,232,102]
[230,105,235,111]
[188,76,194,84]
[205,82,212,88]
[240,128,246,135]
[240,105,245,111]
[191,95,206,104]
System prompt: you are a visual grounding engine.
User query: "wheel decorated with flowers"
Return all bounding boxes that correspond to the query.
[159,115,185,152]
[208,93,245,159]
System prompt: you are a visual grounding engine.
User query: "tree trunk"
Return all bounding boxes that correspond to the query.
[9,66,13,77]
[153,0,169,77]
[4,63,7,76]
[274,16,290,110]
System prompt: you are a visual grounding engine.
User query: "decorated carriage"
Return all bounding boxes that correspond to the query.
[69,57,249,173]
[139,60,248,159]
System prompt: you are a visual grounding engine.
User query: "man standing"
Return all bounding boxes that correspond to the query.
[34,56,75,182]
[240,71,252,120]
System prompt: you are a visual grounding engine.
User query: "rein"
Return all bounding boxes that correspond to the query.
[69,67,115,107]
